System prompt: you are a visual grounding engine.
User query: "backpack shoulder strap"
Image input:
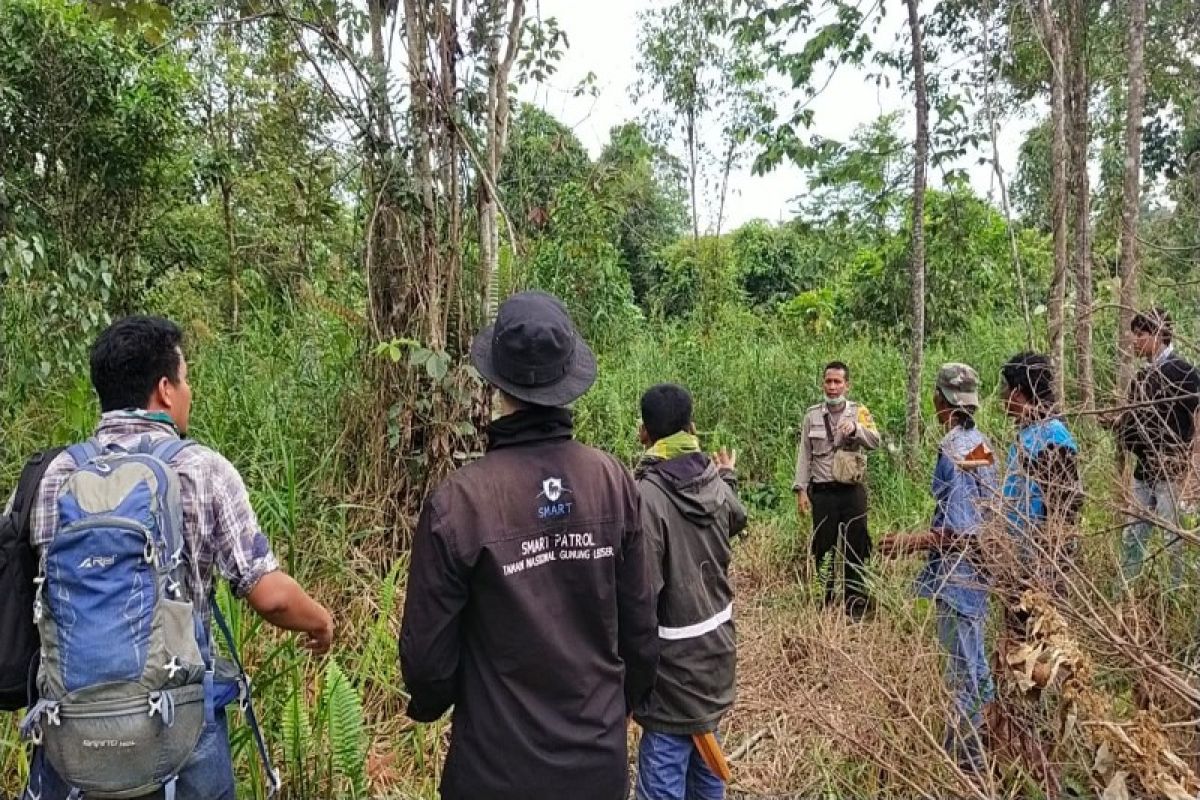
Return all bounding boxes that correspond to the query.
[64,440,99,470]
[9,447,66,536]
[150,438,195,466]
[211,597,281,796]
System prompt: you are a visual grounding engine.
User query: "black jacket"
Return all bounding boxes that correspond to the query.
[633,453,747,735]
[399,407,659,800]
[1120,352,1200,480]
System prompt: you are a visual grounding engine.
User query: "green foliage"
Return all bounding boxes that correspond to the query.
[596,122,688,304]
[523,181,640,345]
[735,0,885,173]
[181,8,355,317]
[652,235,741,319]
[319,660,367,798]
[1012,119,1051,229]
[840,188,1050,340]
[731,219,824,305]
[281,667,313,791]
[500,104,592,237]
[635,0,775,234]
[778,287,837,334]
[0,0,190,374]
[794,115,912,232]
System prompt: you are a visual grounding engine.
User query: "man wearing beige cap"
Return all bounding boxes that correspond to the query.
[880,363,997,772]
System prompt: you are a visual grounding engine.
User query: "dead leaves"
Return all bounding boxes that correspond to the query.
[1008,591,1200,800]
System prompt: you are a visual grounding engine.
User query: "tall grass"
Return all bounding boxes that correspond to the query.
[8,292,1189,798]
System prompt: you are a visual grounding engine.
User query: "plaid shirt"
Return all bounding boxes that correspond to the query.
[20,412,279,615]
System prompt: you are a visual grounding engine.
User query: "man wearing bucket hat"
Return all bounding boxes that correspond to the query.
[880,364,998,772]
[399,291,659,800]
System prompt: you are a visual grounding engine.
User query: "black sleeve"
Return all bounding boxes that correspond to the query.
[1117,369,1148,453]
[617,488,659,714]
[638,489,667,603]
[399,496,468,722]
[1029,444,1083,526]
[1165,362,1200,443]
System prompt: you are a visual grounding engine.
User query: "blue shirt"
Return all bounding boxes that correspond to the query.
[916,425,997,618]
[1002,417,1078,540]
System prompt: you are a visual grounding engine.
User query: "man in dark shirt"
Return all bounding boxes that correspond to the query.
[399,291,659,800]
[1114,308,1200,590]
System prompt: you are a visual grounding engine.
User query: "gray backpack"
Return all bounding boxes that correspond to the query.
[19,437,278,798]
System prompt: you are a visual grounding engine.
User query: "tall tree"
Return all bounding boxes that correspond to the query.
[1116,0,1148,394]
[904,0,929,458]
[1033,0,1069,402]
[478,0,526,320]
[635,0,770,241]
[1065,0,1094,408]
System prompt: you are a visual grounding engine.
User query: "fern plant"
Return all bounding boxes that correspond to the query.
[280,661,313,797]
[319,659,367,798]
[351,558,404,691]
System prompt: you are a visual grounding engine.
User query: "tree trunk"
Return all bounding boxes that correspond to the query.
[1037,0,1069,403]
[904,0,928,461]
[1065,0,1093,408]
[478,0,526,322]
[980,0,1033,348]
[220,180,238,330]
[715,141,735,240]
[687,102,700,243]
[1116,0,1147,396]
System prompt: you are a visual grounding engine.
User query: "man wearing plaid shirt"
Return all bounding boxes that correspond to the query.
[11,315,334,800]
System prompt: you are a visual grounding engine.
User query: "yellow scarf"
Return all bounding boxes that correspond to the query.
[647,431,701,461]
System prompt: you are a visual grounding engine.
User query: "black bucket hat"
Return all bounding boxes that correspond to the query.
[470,291,597,407]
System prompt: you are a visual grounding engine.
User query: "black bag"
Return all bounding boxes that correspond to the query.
[0,448,62,711]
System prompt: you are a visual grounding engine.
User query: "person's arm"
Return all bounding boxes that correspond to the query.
[879,530,941,557]
[399,497,468,722]
[880,463,939,557]
[618,490,659,715]
[793,424,812,514]
[246,572,333,654]
[850,404,881,450]
[713,449,749,538]
[208,453,333,652]
[639,489,667,603]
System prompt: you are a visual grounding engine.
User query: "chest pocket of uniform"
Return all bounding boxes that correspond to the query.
[809,424,832,456]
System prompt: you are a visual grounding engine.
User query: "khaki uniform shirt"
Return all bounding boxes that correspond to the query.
[792,400,881,490]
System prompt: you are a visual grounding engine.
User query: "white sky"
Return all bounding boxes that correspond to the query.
[517,0,1033,231]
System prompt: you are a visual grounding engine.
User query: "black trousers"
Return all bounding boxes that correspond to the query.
[809,482,871,610]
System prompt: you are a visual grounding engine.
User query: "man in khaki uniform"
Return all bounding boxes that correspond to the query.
[794,360,880,618]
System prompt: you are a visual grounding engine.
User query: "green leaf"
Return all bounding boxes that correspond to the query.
[281,670,311,768]
[321,660,366,798]
[425,350,450,382]
[408,346,433,368]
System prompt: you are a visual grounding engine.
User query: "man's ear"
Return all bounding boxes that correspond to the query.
[153,375,175,410]
[687,421,697,435]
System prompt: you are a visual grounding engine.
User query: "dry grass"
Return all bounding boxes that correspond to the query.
[723,522,984,799]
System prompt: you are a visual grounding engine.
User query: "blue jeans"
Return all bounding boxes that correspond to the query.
[636,730,725,800]
[25,709,236,800]
[1121,476,1185,590]
[936,601,993,772]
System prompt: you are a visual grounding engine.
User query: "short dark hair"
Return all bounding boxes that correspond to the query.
[1131,307,1173,343]
[640,383,694,443]
[90,316,185,412]
[824,361,850,380]
[1000,351,1056,407]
